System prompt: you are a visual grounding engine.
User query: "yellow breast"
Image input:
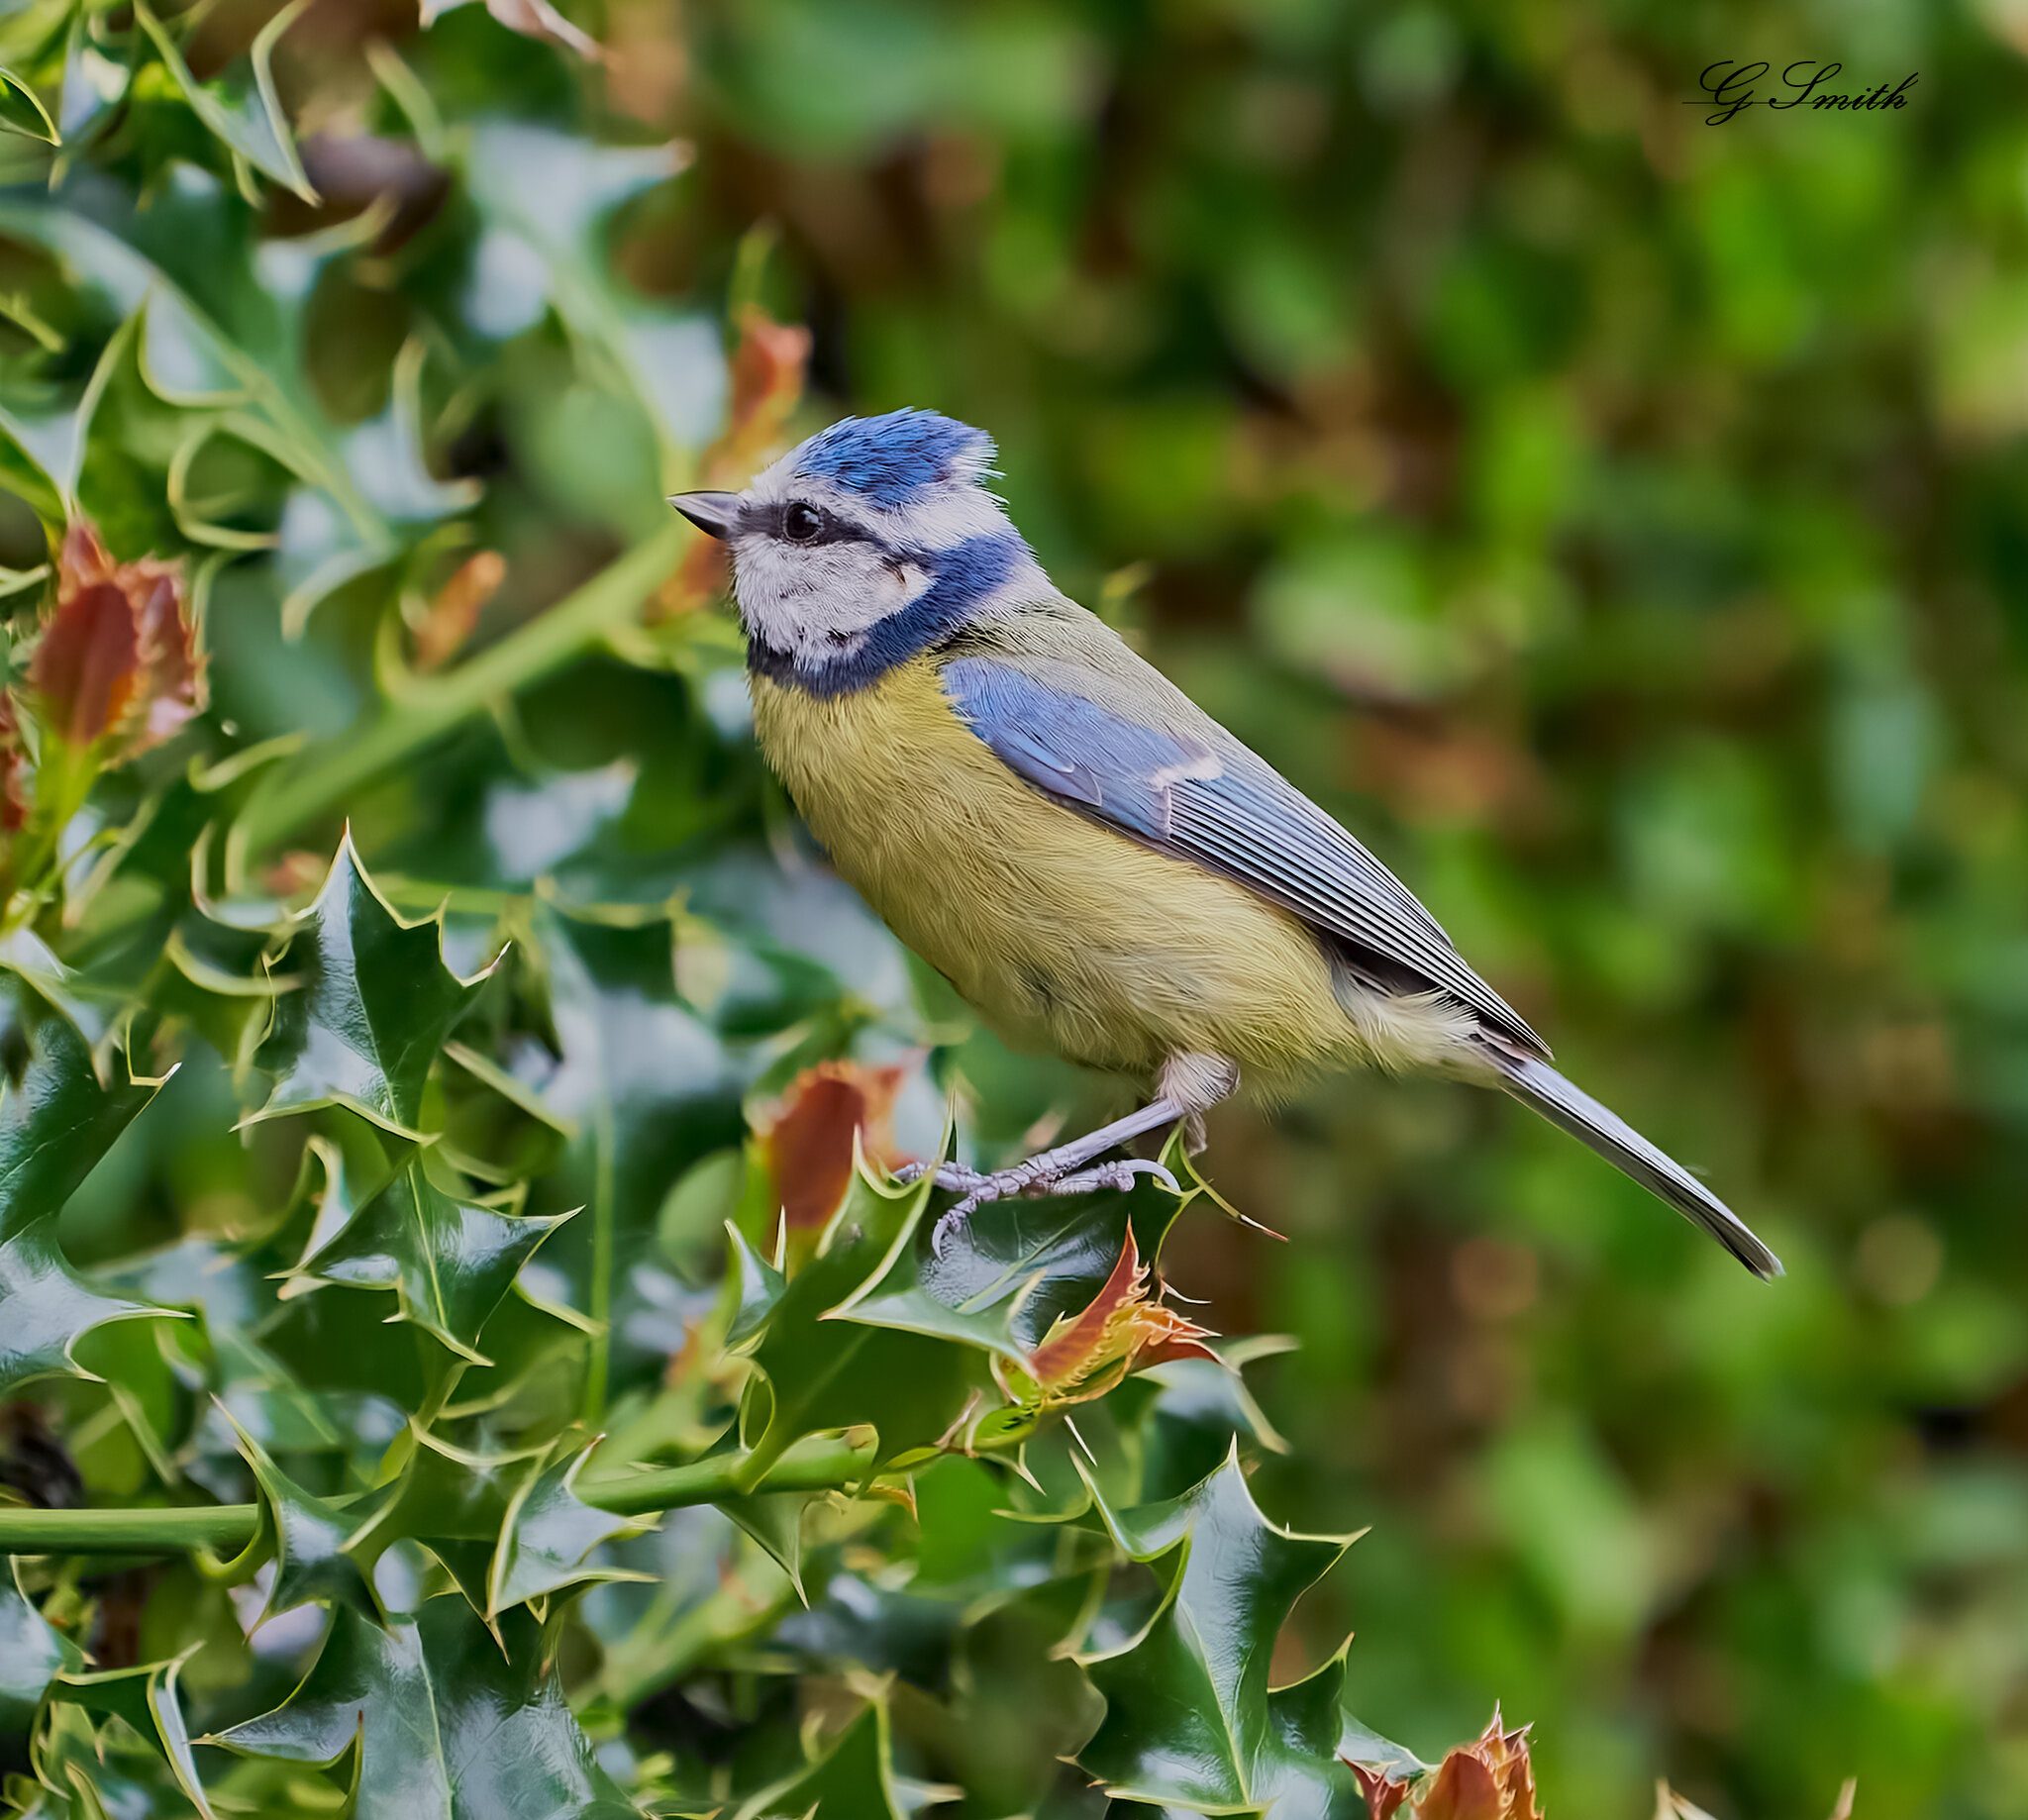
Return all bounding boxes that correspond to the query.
[749,658,1360,1087]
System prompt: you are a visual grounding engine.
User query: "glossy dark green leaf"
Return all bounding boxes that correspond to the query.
[253,836,494,1138]
[714,1485,812,1599]
[0,990,171,1392]
[344,1427,543,1616]
[529,900,740,1411]
[736,1164,991,1482]
[0,64,57,146]
[22,1699,210,1819]
[891,1567,1105,1816]
[51,1654,217,1819]
[209,1597,642,1819]
[723,1218,786,1349]
[487,1437,646,1618]
[0,1221,165,1398]
[285,1144,569,1365]
[1073,1449,1364,1816]
[0,1562,83,1733]
[0,990,158,1240]
[213,1406,380,1619]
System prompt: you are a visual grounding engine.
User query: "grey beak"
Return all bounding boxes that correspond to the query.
[668,490,744,540]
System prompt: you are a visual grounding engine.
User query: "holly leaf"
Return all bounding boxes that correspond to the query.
[730,1695,935,1820]
[212,1405,380,1620]
[285,1136,570,1365]
[736,1163,991,1485]
[24,1699,214,1818]
[134,0,316,203]
[1073,1447,1365,1816]
[344,1427,544,1618]
[0,988,174,1392]
[724,1218,787,1349]
[0,988,158,1229]
[207,1597,642,1819]
[0,65,60,145]
[0,1561,84,1733]
[487,1437,647,1619]
[252,835,495,1138]
[529,900,740,1404]
[50,1653,217,1819]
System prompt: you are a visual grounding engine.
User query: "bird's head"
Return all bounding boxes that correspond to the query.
[671,409,1041,694]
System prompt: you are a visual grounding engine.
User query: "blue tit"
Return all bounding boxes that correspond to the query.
[672,410,1779,1277]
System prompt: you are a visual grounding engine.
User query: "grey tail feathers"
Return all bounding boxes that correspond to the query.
[1484,1047,1782,1280]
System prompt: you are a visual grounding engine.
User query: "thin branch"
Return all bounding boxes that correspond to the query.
[0,1434,877,1559]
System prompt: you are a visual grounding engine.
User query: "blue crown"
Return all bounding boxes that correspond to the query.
[793,409,995,507]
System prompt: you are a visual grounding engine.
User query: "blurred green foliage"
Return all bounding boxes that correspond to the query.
[0,0,2024,1815]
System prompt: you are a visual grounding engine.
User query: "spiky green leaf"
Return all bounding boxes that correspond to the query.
[252,837,493,1137]
[1073,1449,1364,1816]
[209,1597,642,1819]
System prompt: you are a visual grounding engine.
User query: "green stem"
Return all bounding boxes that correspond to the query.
[581,1088,617,1425]
[235,525,686,856]
[0,1435,876,1558]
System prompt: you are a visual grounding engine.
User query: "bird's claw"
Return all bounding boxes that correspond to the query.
[926,1157,1183,1259]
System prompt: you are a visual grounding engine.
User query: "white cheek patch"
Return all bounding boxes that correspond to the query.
[732,540,929,662]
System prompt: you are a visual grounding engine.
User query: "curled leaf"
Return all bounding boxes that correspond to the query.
[0,696,28,833]
[1353,1764,1413,1820]
[1352,1708,1540,1819]
[757,1059,905,1247]
[722,307,814,471]
[32,522,203,758]
[1022,1227,1217,1409]
[656,306,813,618]
[413,549,506,670]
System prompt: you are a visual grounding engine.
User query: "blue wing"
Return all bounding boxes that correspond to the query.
[943,654,1548,1058]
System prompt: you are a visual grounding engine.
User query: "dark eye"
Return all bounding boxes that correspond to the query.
[782,502,824,544]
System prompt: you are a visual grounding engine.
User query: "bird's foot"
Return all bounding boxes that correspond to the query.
[892,1160,988,1192]
[925,1156,1180,1259]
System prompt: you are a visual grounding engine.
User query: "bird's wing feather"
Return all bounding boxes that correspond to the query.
[942,652,1547,1057]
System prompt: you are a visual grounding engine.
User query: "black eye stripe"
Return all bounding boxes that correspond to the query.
[751,502,883,549]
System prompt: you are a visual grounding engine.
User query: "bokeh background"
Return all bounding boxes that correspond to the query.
[8,0,2028,1813]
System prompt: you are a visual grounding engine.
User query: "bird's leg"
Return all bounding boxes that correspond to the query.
[922,1053,1240,1257]
[893,1160,988,1191]
[922,1095,1187,1257]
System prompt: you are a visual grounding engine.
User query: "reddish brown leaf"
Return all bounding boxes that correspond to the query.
[724,307,811,463]
[1472,1709,1540,1820]
[0,696,30,834]
[1352,1710,1541,1820]
[1024,1228,1219,1407]
[757,1060,905,1241]
[414,550,506,671]
[1353,1764,1413,1819]
[34,528,141,748]
[656,307,813,620]
[32,522,203,758]
[1418,1751,1503,1820]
